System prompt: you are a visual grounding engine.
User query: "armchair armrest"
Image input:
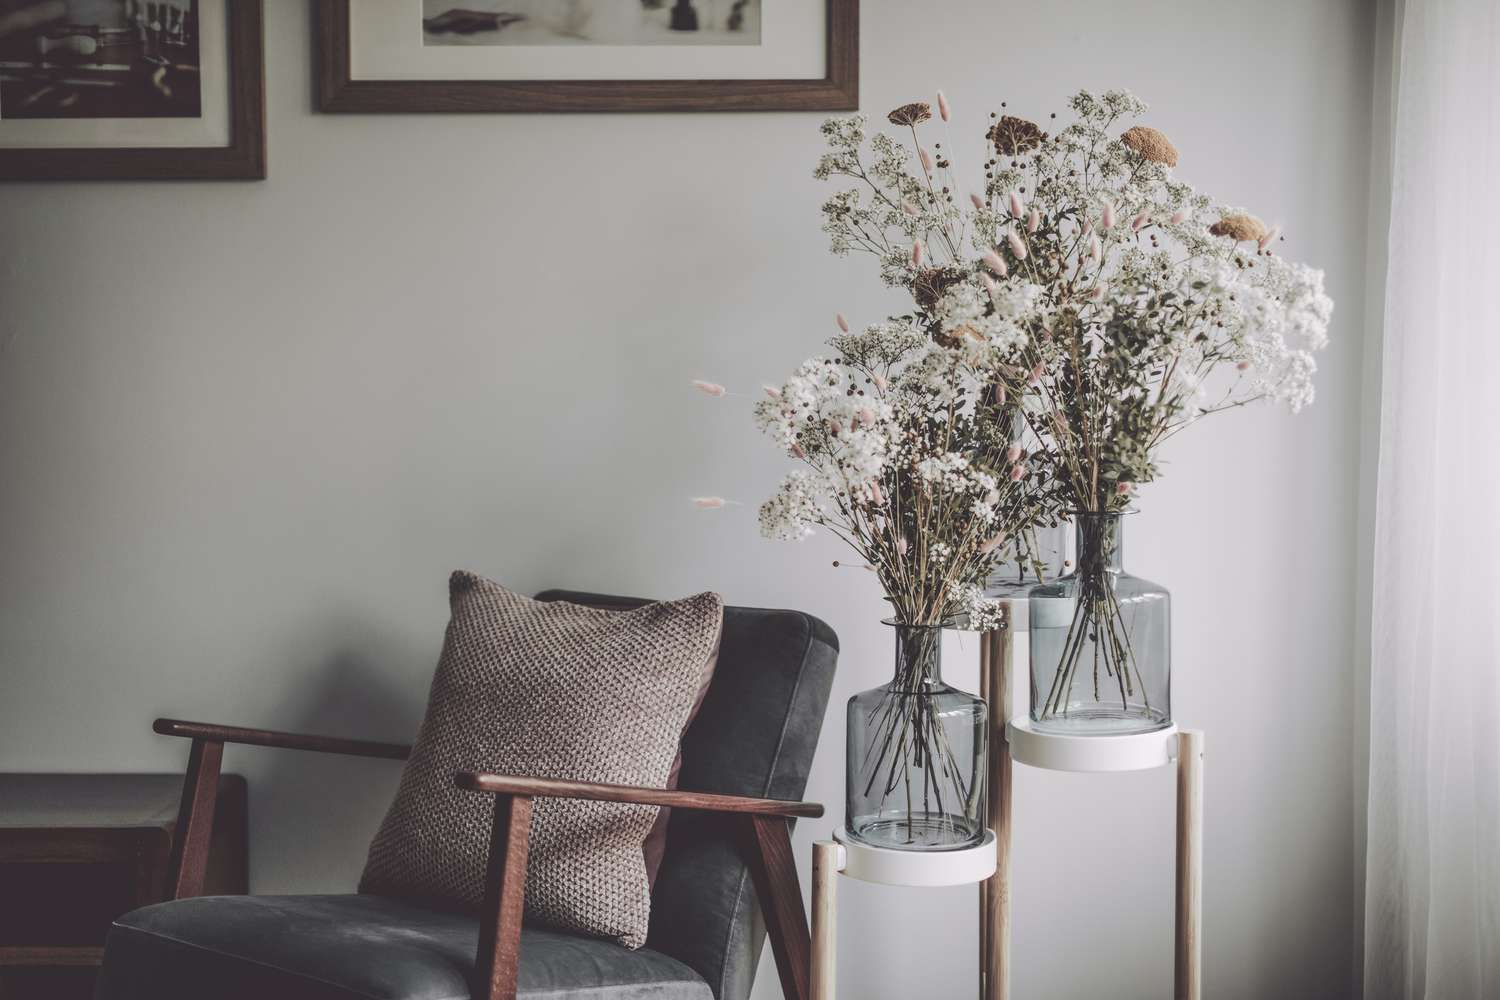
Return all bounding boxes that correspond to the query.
[153,718,410,902]
[154,718,411,760]
[454,771,823,818]
[456,770,821,1000]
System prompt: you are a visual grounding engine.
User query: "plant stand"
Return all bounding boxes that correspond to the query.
[809,604,1204,1000]
[810,829,998,1000]
[977,606,1204,1000]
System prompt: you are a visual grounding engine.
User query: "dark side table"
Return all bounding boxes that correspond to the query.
[0,773,247,999]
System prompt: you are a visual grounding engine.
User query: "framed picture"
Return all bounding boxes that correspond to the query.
[316,0,858,113]
[0,0,265,181]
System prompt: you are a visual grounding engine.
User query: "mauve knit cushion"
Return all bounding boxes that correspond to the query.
[359,572,723,949]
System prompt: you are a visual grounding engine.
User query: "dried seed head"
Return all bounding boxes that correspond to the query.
[987,115,1043,156]
[888,102,933,126]
[1119,125,1179,167]
[912,265,968,310]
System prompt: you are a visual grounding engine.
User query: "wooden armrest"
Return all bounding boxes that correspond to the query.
[154,718,410,760]
[463,770,819,1000]
[155,717,408,902]
[454,771,823,819]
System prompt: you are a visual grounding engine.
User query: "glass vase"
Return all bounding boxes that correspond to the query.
[1028,512,1171,735]
[985,520,1070,598]
[845,622,987,851]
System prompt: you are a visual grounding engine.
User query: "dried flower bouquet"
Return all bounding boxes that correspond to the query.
[807,88,1332,728]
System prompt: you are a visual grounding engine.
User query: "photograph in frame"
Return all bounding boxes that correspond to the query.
[0,0,264,181]
[421,1,763,48]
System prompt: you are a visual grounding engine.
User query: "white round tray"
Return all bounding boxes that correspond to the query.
[1007,719,1179,773]
[831,827,997,886]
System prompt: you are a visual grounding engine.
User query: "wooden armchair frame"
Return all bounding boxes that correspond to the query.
[153,718,819,1000]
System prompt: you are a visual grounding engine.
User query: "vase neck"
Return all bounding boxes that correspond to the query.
[1073,512,1125,573]
[889,622,945,687]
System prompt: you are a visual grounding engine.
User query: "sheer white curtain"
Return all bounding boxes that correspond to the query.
[1364,0,1500,996]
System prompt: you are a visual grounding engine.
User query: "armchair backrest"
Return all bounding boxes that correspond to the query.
[534,591,838,1000]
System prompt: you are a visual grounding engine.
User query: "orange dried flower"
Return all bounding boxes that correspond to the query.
[1209,213,1269,242]
[1120,125,1179,167]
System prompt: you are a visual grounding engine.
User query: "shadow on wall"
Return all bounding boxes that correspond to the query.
[235,642,426,894]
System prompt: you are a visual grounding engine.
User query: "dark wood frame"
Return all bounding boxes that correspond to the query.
[0,1,266,182]
[153,717,819,1000]
[315,0,858,114]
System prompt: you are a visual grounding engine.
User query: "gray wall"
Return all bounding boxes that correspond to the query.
[0,2,1376,997]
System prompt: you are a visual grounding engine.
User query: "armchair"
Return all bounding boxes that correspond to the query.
[96,591,839,1000]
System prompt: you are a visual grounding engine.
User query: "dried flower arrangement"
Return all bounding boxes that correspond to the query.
[693,89,1332,829]
[797,87,1333,728]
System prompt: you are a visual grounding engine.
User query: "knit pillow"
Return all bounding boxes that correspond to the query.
[359,572,724,949]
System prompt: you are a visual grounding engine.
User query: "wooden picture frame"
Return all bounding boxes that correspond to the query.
[0,0,266,182]
[316,0,858,114]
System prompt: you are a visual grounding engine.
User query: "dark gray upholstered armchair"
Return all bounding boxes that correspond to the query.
[95,591,839,1000]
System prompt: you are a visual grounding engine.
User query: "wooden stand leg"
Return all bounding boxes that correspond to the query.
[980,614,1013,1000]
[1175,730,1204,1000]
[978,650,992,1000]
[811,840,842,1000]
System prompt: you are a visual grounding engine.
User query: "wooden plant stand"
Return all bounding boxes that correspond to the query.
[809,604,1205,1000]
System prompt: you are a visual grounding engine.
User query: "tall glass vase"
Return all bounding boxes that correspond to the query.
[1028,512,1171,734]
[985,520,1070,598]
[846,622,987,851]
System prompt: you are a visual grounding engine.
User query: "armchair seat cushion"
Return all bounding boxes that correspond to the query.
[96,894,713,1000]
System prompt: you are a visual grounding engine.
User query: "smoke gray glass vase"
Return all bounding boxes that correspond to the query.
[985,520,1070,598]
[1028,512,1171,735]
[845,622,988,851]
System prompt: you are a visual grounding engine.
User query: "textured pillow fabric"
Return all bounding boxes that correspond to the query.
[642,629,719,887]
[360,572,724,949]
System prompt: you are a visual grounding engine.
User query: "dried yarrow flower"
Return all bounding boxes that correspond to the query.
[1119,125,1179,167]
[887,102,933,126]
[988,115,1044,155]
[1209,212,1269,242]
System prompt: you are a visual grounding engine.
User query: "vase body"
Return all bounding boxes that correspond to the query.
[845,623,987,851]
[1028,513,1171,734]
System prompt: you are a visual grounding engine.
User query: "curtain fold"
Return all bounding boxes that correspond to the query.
[1364,0,1500,996]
